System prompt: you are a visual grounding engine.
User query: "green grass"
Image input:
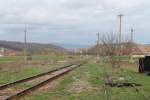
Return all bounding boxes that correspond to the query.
[122,69,150,97]
[102,62,150,100]
[31,55,66,61]
[23,60,104,100]
[0,55,68,64]
[0,56,23,63]
[0,55,70,84]
[0,64,62,85]
[23,59,150,100]
[0,55,80,89]
[0,56,149,100]
[109,87,144,100]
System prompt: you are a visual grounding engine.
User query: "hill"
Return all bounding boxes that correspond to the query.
[87,43,150,55]
[0,40,66,53]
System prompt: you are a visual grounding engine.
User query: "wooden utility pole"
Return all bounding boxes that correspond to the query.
[117,14,123,67]
[96,32,100,58]
[24,26,27,62]
[130,28,134,43]
[129,28,134,57]
[118,14,123,44]
[118,14,123,55]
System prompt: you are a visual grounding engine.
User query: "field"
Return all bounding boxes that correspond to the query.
[0,55,150,100]
[0,55,76,84]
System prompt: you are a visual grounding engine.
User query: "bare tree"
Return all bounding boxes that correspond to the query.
[121,35,131,54]
[101,33,118,59]
[100,32,132,75]
[100,32,120,76]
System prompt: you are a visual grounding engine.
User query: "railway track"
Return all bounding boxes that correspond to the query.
[0,60,87,100]
[116,67,150,100]
[99,59,150,100]
[99,60,110,100]
[131,84,150,100]
[103,77,110,100]
[112,67,150,100]
[124,71,150,100]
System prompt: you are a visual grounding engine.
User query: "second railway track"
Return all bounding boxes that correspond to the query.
[0,60,87,100]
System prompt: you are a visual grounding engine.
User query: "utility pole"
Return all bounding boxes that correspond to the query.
[24,26,27,62]
[130,28,134,43]
[129,28,134,59]
[96,32,100,59]
[118,14,123,55]
[118,14,123,44]
[117,14,123,68]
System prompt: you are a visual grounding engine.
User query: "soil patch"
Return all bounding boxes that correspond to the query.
[66,79,92,93]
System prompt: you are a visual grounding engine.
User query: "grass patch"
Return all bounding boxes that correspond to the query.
[0,64,61,85]
[0,55,69,64]
[23,61,104,100]
[23,59,150,100]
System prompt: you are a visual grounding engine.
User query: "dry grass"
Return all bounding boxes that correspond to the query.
[120,62,138,72]
[66,79,92,93]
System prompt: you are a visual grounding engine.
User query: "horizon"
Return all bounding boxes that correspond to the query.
[1,39,150,45]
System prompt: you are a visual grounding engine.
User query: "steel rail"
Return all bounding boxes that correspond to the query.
[0,63,75,90]
[4,62,85,100]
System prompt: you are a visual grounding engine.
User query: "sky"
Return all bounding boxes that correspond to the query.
[0,0,150,45]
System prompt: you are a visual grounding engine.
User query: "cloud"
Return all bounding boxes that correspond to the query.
[0,0,150,44]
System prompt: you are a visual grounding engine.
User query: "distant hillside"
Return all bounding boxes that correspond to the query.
[58,43,89,49]
[0,40,66,53]
[88,43,150,55]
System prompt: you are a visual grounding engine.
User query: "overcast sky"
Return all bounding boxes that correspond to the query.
[0,0,150,45]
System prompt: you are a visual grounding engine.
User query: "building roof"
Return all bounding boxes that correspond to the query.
[132,45,150,55]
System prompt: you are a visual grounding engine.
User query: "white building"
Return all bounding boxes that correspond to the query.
[0,48,4,57]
